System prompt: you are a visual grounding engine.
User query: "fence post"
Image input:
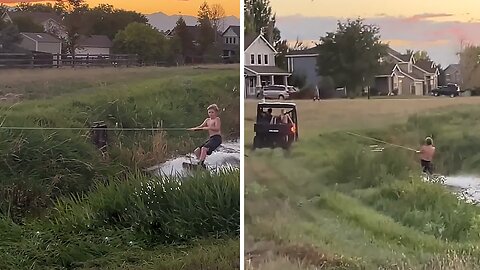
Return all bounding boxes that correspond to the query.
[30,54,34,68]
[91,121,108,154]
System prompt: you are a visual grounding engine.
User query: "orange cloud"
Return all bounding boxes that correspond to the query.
[0,0,240,16]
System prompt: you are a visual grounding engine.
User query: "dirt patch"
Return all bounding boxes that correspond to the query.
[245,239,351,269]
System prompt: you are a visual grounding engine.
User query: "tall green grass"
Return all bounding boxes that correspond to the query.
[247,105,480,268]
[320,109,480,243]
[0,170,240,269]
[0,69,239,221]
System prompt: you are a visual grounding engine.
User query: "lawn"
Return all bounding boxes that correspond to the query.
[245,97,480,269]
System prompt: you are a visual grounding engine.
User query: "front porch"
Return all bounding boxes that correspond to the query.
[244,66,291,98]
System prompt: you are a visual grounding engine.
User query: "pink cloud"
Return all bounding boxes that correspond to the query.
[402,13,453,23]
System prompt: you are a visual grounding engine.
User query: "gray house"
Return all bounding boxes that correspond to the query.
[287,44,439,96]
[285,46,320,88]
[18,32,62,54]
[221,25,240,62]
[444,64,461,85]
[374,47,439,95]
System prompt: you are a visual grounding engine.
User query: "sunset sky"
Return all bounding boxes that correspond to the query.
[272,0,480,66]
[0,0,239,16]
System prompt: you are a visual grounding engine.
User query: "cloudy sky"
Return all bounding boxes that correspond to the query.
[271,0,480,66]
[1,0,239,16]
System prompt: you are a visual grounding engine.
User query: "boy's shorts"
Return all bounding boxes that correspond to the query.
[199,135,222,155]
[421,159,432,174]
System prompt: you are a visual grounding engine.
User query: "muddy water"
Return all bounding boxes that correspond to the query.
[147,140,240,177]
[443,175,480,205]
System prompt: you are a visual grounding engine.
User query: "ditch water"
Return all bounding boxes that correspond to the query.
[443,175,480,205]
[147,139,240,177]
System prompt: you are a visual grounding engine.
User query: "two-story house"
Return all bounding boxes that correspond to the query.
[285,46,320,89]
[221,25,240,62]
[244,33,291,98]
[375,47,439,95]
[2,11,66,38]
[444,64,461,85]
[287,45,439,97]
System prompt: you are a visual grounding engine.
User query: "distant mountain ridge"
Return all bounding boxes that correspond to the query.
[146,12,239,32]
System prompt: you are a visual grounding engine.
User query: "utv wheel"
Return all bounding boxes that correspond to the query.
[450,93,455,98]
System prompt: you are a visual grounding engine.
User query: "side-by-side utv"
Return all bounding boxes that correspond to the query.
[252,102,298,150]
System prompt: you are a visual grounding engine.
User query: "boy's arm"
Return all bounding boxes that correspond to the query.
[189,119,207,130]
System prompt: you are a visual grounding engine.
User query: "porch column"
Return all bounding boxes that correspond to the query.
[271,75,275,85]
[256,75,261,87]
[283,76,288,86]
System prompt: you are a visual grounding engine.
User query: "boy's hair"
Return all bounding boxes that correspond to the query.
[207,104,219,112]
[425,137,433,145]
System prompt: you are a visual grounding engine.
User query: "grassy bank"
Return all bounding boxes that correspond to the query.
[1,170,240,269]
[0,66,240,269]
[1,66,239,220]
[245,98,480,269]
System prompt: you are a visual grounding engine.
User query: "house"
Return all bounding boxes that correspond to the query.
[285,46,320,88]
[75,35,113,55]
[18,32,62,54]
[444,64,461,85]
[374,47,440,95]
[244,33,291,98]
[2,11,66,38]
[221,25,240,62]
[166,25,223,64]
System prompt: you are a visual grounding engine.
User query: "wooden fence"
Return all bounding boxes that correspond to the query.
[0,53,139,69]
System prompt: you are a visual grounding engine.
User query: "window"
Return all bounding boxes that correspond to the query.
[258,54,262,65]
[250,54,255,65]
[233,38,236,44]
[264,55,268,65]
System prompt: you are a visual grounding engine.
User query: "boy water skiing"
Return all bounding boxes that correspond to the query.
[416,136,436,175]
[188,104,222,168]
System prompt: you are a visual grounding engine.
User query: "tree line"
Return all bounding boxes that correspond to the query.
[0,1,231,65]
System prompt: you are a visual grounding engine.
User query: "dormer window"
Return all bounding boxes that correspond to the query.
[264,54,268,65]
[250,54,255,65]
[257,54,262,65]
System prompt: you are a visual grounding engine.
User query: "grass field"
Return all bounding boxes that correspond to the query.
[245,97,480,269]
[0,66,240,269]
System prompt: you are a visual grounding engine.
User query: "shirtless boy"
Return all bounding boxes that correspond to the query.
[416,137,436,175]
[189,104,222,168]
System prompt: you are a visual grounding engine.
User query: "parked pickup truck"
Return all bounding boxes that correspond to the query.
[431,84,462,97]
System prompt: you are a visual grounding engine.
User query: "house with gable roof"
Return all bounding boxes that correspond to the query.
[286,44,439,97]
[221,25,240,62]
[2,11,66,38]
[444,64,461,85]
[244,33,291,98]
